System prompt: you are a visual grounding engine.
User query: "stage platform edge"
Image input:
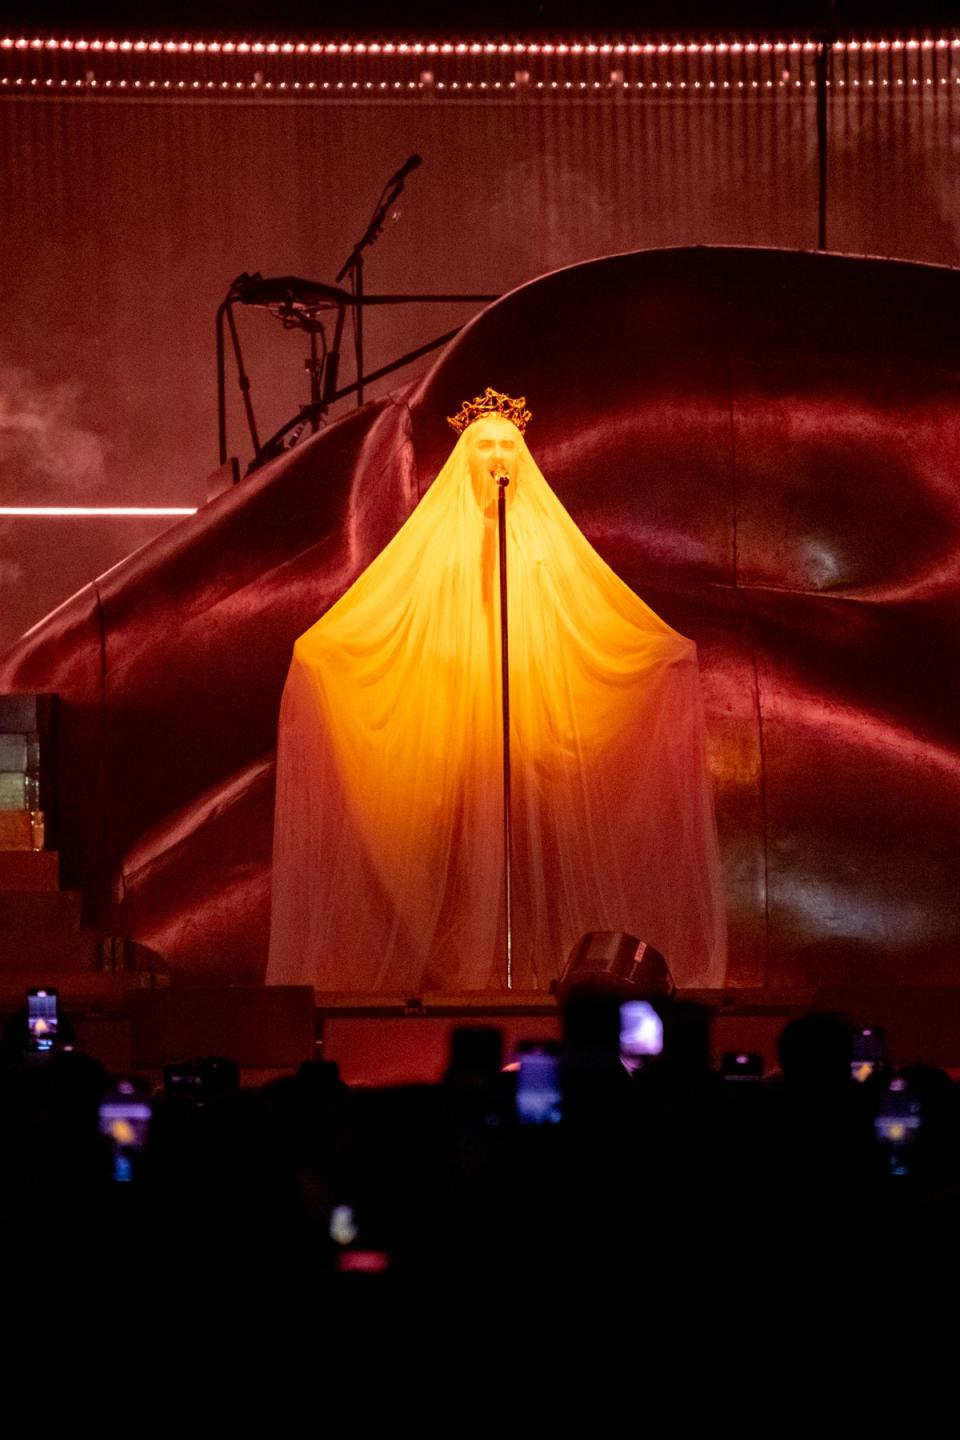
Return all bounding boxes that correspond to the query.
[3,985,959,1086]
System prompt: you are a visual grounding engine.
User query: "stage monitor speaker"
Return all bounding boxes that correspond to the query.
[558,931,675,1001]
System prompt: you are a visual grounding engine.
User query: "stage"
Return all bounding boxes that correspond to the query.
[3,244,960,1008]
[1,19,959,1103]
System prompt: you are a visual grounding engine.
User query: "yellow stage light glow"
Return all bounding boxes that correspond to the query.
[267,415,726,993]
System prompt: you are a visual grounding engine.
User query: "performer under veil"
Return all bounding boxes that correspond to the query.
[267,389,727,992]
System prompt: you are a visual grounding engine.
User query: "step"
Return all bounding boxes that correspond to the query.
[0,732,36,771]
[0,852,60,891]
[0,928,102,974]
[0,890,83,930]
[0,773,38,809]
[0,812,43,850]
[0,695,55,732]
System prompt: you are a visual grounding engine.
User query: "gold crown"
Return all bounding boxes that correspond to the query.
[447,387,532,436]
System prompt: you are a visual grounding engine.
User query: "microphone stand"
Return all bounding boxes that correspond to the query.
[495,467,514,990]
[335,158,421,407]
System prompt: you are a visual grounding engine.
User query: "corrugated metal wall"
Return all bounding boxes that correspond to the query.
[1,33,957,648]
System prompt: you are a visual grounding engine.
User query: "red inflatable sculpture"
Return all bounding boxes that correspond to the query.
[2,246,959,991]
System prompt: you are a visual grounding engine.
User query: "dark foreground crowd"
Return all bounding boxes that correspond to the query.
[2,994,959,1335]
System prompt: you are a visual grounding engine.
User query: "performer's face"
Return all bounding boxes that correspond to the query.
[465,416,522,502]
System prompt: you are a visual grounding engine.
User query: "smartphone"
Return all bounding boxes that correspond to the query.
[27,987,58,1052]
[874,1076,922,1178]
[515,1045,562,1125]
[330,1204,359,1247]
[851,1026,886,1083]
[619,999,663,1073]
[99,1080,152,1183]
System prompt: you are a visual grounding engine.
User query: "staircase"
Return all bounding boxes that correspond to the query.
[0,694,156,1008]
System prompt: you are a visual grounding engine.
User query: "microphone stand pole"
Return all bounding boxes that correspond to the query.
[496,469,514,990]
[336,158,420,408]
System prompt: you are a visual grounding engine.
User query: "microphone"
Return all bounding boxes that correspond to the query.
[491,463,510,486]
[391,154,423,185]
